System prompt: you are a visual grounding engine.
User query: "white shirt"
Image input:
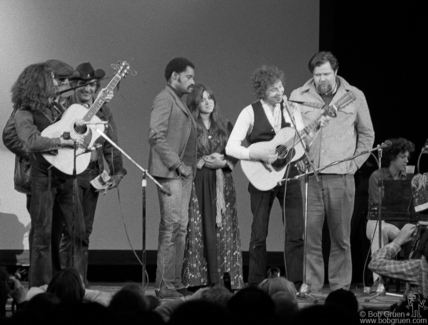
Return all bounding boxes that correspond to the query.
[226,100,305,160]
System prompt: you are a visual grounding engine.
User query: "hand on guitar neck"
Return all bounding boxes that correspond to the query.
[249,146,278,164]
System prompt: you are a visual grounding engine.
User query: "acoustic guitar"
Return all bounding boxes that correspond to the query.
[41,61,130,176]
[241,105,337,191]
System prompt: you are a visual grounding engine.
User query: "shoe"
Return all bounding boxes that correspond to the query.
[155,287,183,299]
[176,288,193,296]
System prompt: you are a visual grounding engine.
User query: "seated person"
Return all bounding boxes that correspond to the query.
[366,138,415,286]
[369,223,428,298]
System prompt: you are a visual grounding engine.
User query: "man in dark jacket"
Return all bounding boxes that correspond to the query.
[13,63,85,286]
[60,62,127,285]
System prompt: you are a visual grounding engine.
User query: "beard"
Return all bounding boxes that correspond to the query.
[316,81,333,95]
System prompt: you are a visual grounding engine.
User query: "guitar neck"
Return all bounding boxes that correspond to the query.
[82,74,122,122]
[298,111,326,140]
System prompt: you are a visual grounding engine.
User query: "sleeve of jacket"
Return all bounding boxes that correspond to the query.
[2,110,29,158]
[14,109,61,153]
[353,90,375,169]
[102,106,127,177]
[148,94,181,170]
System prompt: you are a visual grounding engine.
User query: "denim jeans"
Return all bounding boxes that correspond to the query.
[60,166,99,284]
[29,167,84,287]
[248,167,304,286]
[305,174,355,292]
[155,173,193,290]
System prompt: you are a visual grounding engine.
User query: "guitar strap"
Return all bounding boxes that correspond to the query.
[290,90,357,112]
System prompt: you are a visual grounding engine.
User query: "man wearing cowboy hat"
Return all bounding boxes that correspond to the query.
[60,62,127,285]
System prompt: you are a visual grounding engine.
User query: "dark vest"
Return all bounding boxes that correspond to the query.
[246,100,289,145]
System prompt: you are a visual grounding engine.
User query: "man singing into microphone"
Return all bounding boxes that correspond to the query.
[226,65,329,289]
[289,51,374,294]
[60,62,127,286]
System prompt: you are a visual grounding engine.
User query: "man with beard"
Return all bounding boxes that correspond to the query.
[289,51,374,294]
[226,65,329,288]
[148,57,196,299]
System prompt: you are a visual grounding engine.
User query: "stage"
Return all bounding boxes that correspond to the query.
[6,282,404,317]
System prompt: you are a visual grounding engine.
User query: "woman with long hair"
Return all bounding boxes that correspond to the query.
[182,84,243,289]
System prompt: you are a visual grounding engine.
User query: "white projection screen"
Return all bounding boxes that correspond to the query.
[0,0,319,264]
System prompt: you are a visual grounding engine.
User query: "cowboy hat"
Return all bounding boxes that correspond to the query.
[72,62,105,81]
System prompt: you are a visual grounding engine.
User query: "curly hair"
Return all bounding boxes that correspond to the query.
[187,84,229,148]
[382,137,415,167]
[165,57,195,81]
[11,63,56,112]
[251,65,285,100]
[308,51,339,73]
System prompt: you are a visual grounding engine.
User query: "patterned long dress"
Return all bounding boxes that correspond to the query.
[182,120,244,289]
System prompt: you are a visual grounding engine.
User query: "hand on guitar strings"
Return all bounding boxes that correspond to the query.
[249,146,278,164]
[59,133,85,148]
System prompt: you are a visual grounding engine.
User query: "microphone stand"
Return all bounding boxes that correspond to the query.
[280,145,385,183]
[92,127,171,292]
[281,145,386,299]
[364,148,387,302]
[281,100,319,303]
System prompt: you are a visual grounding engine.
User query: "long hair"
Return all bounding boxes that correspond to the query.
[187,84,229,148]
[47,267,85,304]
[11,63,56,112]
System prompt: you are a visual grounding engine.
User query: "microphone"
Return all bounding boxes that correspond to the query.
[379,140,392,149]
[422,138,428,154]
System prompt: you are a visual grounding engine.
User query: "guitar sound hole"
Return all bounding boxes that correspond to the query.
[276,146,288,159]
[74,122,87,135]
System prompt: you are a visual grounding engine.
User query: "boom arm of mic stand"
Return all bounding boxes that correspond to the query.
[280,145,382,182]
[92,127,172,196]
[280,100,320,184]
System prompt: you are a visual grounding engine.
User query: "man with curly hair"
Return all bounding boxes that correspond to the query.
[226,65,328,287]
[12,63,85,287]
[367,137,415,288]
[290,51,374,294]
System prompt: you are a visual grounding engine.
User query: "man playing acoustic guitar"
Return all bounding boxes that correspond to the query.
[226,65,329,289]
[60,62,127,286]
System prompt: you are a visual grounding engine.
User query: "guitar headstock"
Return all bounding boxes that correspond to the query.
[111,61,137,79]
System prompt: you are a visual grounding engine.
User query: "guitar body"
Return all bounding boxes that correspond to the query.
[241,127,305,191]
[41,104,105,176]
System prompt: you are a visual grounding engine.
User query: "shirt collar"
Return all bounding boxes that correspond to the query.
[381,167,407,180]
[167,84,183,98]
